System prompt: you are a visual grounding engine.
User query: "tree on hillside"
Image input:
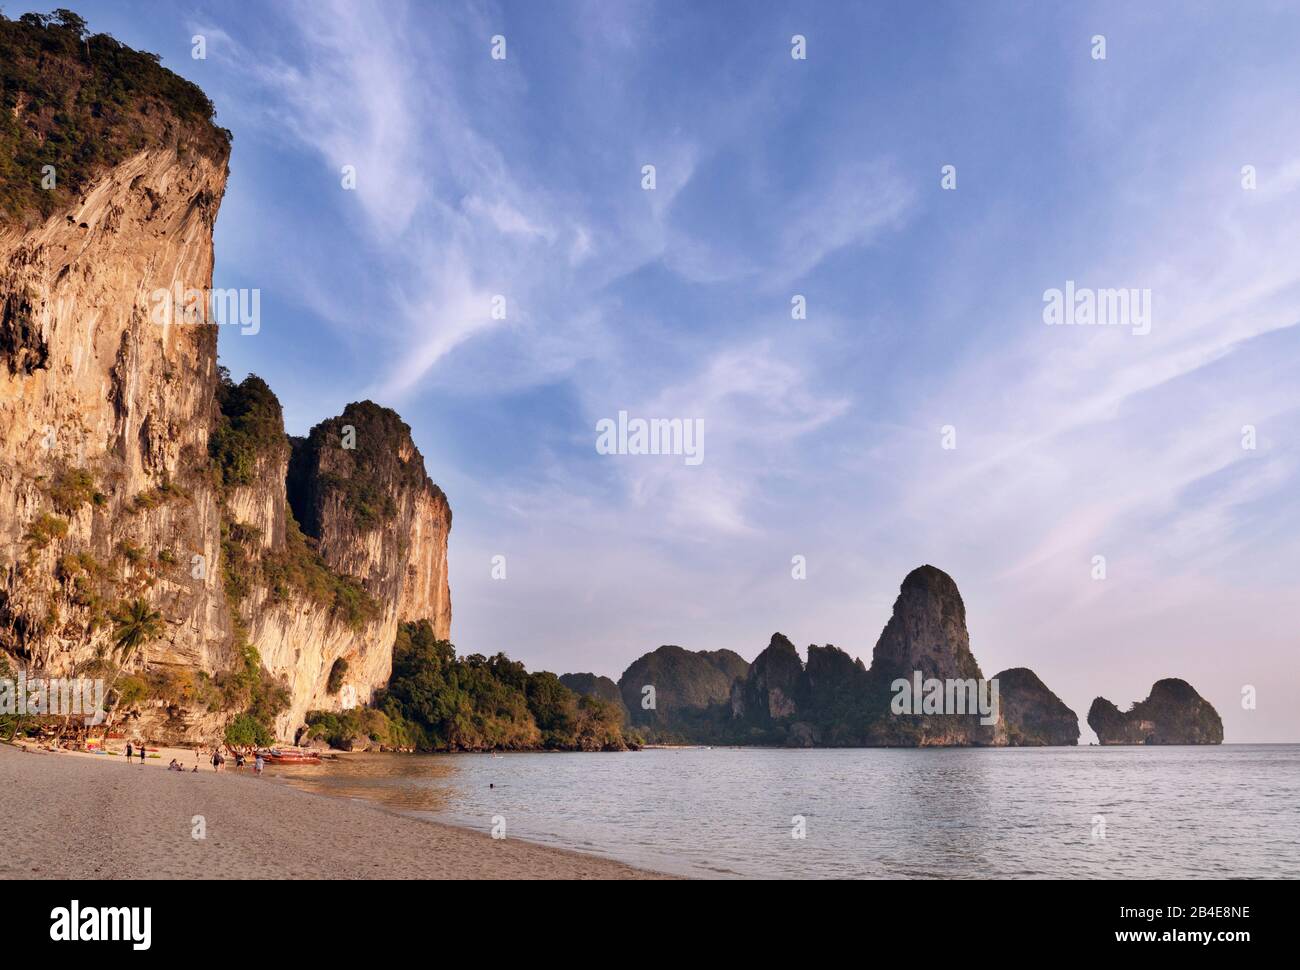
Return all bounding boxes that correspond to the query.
[111,598,164,666]
[224,712,273,755]
[99,598,165,735]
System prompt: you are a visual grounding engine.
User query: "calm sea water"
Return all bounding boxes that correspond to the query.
[271,745,1300,878]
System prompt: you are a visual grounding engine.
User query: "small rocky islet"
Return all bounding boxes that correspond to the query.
[1088,679,1224,745]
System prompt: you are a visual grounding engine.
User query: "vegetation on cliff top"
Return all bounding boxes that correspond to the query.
[307,620,637,753]
[289,401,445,535]
[210,369,287,490]
[0,9,230,224]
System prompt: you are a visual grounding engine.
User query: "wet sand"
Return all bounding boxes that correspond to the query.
[0,743,668,879]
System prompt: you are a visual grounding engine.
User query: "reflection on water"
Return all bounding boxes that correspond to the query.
[268,753,457,814]
[270,745,1300,879]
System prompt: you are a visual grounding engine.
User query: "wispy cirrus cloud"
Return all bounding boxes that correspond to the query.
[601,340,852,535]
[133,0,1300,740]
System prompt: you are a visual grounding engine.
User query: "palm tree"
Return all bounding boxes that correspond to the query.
[99,598,164,737]
[110,598,164,667]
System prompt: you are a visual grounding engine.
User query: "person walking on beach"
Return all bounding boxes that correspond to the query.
[139,745,146,765]
[125,742,133,763]
[254,752,264,775]
[211,748,220,772]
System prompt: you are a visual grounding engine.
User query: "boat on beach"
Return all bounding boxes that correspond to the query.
[256,747,322,765]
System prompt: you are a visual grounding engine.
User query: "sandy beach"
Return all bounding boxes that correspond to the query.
[0,743,667,879]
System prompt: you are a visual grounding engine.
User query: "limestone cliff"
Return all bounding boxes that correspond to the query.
[0,14,451,744]
[801,644,871,745]
[990,667,1080,746]
[859,566,1083,745]
[870,565,984,684]
[729,633,805,723]
[1088,679,1223,745]
[602,566,1084,747]
[252,400,452,735]
[0,139,234,737]
[287,401,451,634]
[729,638,869,747]
[617,644,748,742]
[690,566,1084,746]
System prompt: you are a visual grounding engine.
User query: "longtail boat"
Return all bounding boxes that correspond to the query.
[256,746,322,765]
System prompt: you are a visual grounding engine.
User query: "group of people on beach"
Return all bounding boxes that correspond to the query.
[208,748,263,773]
[124,742,264,775]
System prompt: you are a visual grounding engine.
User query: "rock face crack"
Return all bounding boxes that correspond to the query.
[0,289,47,374]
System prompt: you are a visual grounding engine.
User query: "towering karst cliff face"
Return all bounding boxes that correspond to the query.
[857,564,995,745]
[287,401,451,635]
[1088,679,1223,745]
[0,90,236,737]
[870,565,983,684]
[0,13,450,743]
[216,386,452,738]
[252,400,452,735]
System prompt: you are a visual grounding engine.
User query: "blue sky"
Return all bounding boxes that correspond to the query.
[52,0,1300,741]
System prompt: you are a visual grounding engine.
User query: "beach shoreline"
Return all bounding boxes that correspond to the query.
[0,743,669,880]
